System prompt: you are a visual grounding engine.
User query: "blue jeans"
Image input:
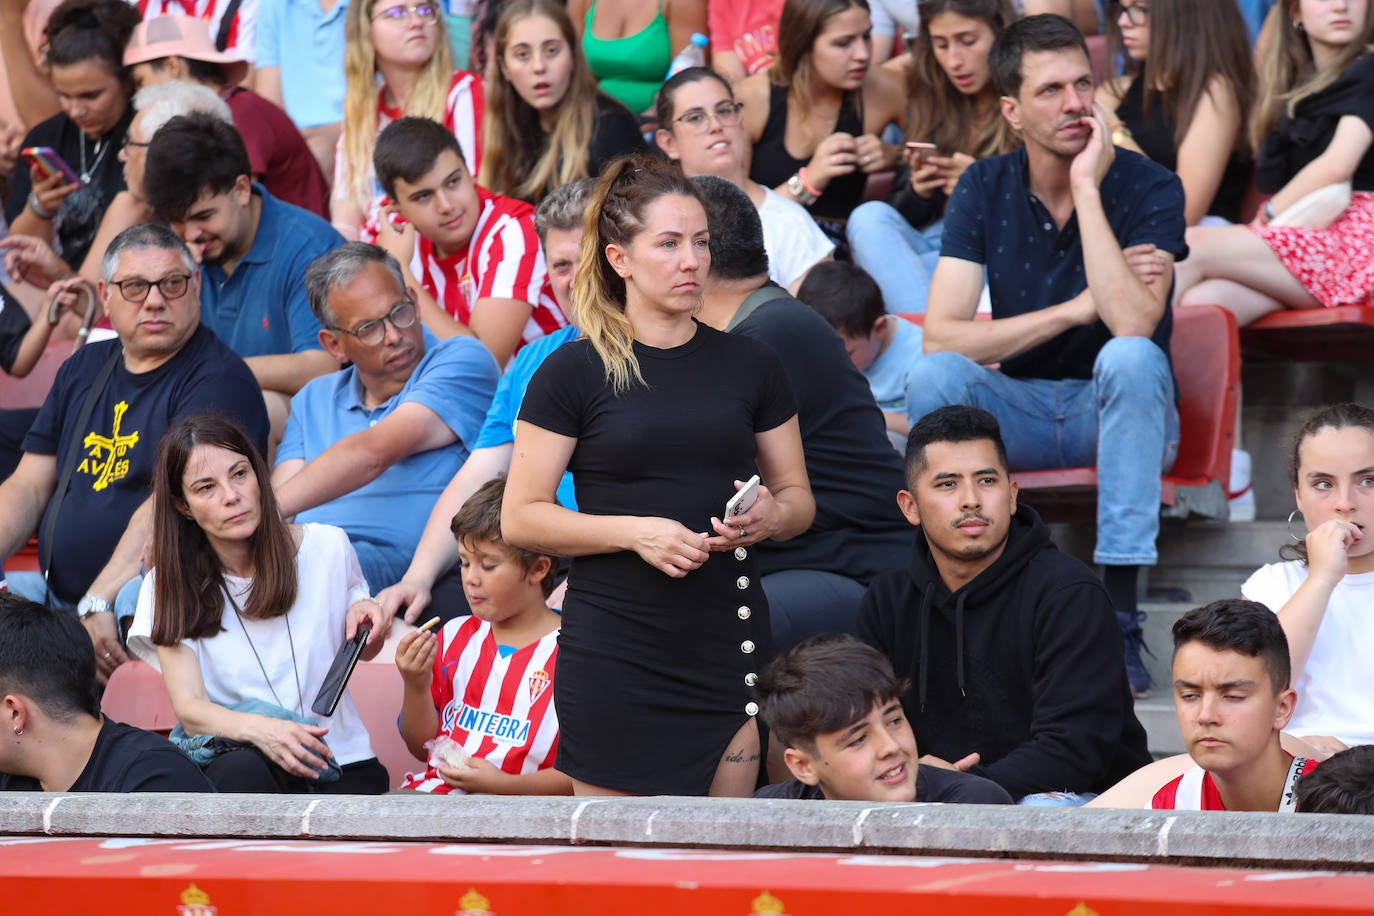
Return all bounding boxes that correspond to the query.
[1019,791,1097,807]
[763,569,868,654]
[904,337,1179,565]
[846,201,943,314]
[8,570,143,641]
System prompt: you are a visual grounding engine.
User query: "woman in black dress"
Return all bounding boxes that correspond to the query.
[503,154,815,797]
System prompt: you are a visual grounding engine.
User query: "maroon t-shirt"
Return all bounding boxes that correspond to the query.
[224,86,329,219]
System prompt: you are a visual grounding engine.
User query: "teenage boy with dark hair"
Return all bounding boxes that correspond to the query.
[0,593,213,792]
[372,116,564,368]
[796,261,924,445]
[142,112,342,416]
[1295,745,1374,815]
[1152,599,1316,812]
[754,633,1010,803]
[858,405,1149,804]
[394,475,570,796]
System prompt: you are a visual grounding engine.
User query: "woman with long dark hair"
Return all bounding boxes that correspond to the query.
[502,154,814,797]
[1096,0,1253,225]
[739,0,907,247]
[4,0,140,271]
[845,0,1020,312]
[127,414,390,794]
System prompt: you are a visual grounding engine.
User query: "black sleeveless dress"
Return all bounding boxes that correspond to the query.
[750,83,868,223]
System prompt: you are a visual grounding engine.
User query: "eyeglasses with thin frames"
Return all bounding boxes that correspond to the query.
[672,101,745,134]
[371,3,438,22]
[110,273,192,303]
[1114,1,1148,26]
[331,300,418,346]
[122,137,151,151]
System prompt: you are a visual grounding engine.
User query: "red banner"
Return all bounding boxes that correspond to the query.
[3,837,1371,914]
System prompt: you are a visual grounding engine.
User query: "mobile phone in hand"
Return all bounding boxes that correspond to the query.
[21,146,84,188]
[724,474,761,519]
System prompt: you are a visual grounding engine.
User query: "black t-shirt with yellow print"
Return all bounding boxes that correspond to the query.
[22,324,269,603]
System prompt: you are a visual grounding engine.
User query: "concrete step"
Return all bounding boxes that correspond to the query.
[1133,696,1184,758]
[1045,520,1292,605]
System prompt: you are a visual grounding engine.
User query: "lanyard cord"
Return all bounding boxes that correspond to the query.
[224,584,303,716]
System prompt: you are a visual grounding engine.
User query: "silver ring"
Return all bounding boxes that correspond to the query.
[739,528,748,539]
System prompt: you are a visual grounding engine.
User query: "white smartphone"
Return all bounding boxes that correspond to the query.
[724,474,761,519]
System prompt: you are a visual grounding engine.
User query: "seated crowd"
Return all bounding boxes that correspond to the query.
[0,0,1372,814]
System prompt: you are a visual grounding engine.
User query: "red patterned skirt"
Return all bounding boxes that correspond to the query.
[1250,191,1374,307]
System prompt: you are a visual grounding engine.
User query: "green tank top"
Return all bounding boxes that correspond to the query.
[582,0,671,115]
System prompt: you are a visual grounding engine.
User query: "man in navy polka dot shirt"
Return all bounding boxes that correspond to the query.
[904,14,1187,699]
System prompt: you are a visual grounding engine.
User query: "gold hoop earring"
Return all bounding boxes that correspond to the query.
[1287,509,1306,543]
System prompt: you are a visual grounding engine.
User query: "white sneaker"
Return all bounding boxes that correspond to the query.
[1228,449,1255,522]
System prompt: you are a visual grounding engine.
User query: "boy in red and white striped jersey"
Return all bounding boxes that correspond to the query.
[394,475,570,795]
[373,116,565,368]
[1152,600,1315,812]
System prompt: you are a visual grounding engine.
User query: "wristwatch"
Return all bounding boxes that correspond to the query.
[77,594,114,619]
[787,172,818,207]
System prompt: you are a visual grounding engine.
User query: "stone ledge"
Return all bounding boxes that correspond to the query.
[3,794,1373,869]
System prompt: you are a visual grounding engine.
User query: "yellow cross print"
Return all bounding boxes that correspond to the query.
[83,400,139,492]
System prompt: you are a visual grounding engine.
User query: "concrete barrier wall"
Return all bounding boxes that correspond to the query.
[3,794,1374,870]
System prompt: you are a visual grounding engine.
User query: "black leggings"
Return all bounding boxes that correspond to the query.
[205,747,389,794]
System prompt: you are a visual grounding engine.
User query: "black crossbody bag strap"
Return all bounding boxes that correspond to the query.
[215,0,245,51]
[41,346,122,602]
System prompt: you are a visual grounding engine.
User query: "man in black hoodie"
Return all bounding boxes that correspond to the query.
[857,406,1150,803]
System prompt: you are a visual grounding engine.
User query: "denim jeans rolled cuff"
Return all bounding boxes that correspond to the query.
[1018,790,1098,807]
[846,200,942,314]
[903,342,1177,566]
[1091,336,1178,567]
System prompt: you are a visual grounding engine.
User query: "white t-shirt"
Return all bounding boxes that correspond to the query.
[1242,560,1374,747]
[758,188,834,291]
[128,523,376,766]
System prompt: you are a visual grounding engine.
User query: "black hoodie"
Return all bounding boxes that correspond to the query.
[856,505,1150,799]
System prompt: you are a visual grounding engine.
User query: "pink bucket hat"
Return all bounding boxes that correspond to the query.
[123,15,250,88]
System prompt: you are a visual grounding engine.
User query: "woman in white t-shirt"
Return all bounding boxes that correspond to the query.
[1242,402,1374,758]
[127,414,390,793]
[655,66,833,294]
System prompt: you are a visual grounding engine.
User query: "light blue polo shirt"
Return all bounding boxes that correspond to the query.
[278,330,501,588]
[199,185,343,358]
[255,0,349,129]
[475,323,579,510]
[865,317,923,413]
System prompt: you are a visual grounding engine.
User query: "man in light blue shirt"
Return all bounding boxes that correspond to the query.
[273,243,499,607]
[254,0,348,174]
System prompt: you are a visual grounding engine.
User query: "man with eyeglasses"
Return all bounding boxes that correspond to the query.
[141,110,343,447]
[271,243,499,616]
[0,223,269,684]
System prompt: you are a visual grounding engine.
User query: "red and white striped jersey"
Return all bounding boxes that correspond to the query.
[401,615,560,794]
[1150,755,1316,811]
[412,187,567,349]
[343,69,485,244]
[136,0,258,59]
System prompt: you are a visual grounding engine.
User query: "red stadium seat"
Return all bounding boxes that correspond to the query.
[349,660,425,790]
[1240,305,1374,362]
[101,660,179,735]
[896,305,1240,519]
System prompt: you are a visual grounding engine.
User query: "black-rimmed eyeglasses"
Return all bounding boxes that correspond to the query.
[330,300,418,346]
[110,273,192,302]
[1114,1,1148,25]
[673,101,744,134]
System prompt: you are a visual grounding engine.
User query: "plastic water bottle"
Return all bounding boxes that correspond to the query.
[666,33,709,79]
